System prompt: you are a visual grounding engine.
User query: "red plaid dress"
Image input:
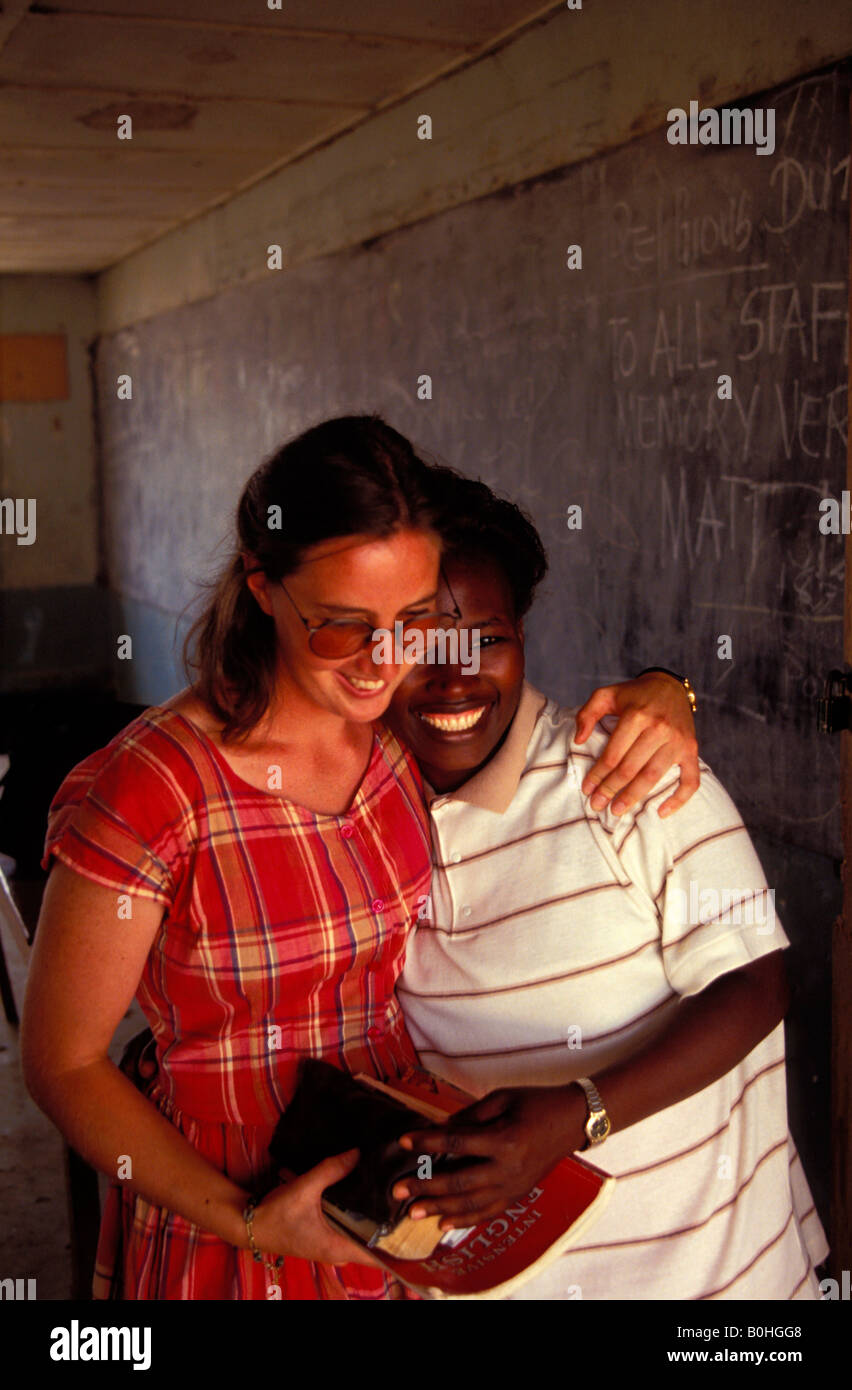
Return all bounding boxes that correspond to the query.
[41,706,432,1300]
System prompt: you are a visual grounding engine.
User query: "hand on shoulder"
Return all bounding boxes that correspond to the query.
[573,672,700,819]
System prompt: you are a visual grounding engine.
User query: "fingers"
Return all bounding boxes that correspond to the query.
[403,1183,518,1228]
[574,686,616,743]
[257,1157,381,1266]
[394,1118,502,1213]
[421,1193,508,1227]
[398,1125,504,1160]
[394,1106,516,1217]
[582,715,702,816]
[579,673,699,809]
[657,755,701,818]
[394,1157,492,1204]
[582,718,666,808]
[317,1215,382,1268]
[301,1147,361,1195]
[320,1215,382,1267]
[597,734,683,815]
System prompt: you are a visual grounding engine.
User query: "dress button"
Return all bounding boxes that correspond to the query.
[366,1025,382,1040]
[462,905,472,917]
[371,897,385,912]
[340,823,354,838]
[450,852,461,864]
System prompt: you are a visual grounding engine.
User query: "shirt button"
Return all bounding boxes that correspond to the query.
[340,823,354,838]
[366,1025,382,1040]
[371,897,385,912]
[450,852,461,864]
[462,905,472,917]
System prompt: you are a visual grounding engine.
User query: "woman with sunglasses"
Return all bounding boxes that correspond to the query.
[21,415,699,1301]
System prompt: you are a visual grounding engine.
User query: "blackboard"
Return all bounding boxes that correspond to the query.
[96,60,850,863]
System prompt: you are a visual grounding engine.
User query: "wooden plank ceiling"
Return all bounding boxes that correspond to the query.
[0,0,557,273]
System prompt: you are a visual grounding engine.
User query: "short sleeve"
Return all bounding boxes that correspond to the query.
[42,725,190,907]
[595,753,788,997]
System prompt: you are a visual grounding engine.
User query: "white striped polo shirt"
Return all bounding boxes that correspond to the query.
[398,683,828,1300]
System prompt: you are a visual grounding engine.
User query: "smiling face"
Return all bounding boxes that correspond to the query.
[387,551,526,791]
[245,527,443,725]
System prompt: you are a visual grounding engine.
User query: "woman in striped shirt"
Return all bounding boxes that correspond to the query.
[387,475,827,1299]
[21,416,697,1300]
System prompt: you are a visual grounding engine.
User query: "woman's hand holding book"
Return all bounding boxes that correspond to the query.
[249,1150,382,1267]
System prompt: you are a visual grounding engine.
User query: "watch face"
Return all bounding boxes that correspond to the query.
[588,1114,610,1143]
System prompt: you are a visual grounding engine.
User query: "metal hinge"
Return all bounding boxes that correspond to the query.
[817,670,852,734]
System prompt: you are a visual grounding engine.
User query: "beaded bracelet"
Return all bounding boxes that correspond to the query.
[243,1195,284,1278]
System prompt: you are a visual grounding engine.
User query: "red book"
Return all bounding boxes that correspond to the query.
[322,1068,615,1300]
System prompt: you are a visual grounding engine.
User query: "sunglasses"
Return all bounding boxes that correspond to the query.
[277,570,463,660]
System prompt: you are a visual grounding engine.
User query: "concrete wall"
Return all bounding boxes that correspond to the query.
[0,275,109,691]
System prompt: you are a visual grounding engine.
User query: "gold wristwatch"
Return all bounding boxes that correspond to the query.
[575,1076,611,1148]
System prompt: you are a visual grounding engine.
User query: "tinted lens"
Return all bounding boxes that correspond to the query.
[308,622,372,658]
[308,613,456,659]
